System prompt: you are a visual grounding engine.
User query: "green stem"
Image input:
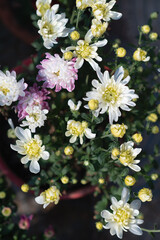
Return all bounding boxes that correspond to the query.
[76,10,81,29]
[141,228,160,233]
[70,8,76,25]
[138,31,142,46]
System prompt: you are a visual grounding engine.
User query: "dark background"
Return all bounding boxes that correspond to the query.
[0,0,160,239]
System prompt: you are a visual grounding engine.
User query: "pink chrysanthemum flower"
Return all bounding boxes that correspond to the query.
[18,215,33,230]
[16,83,50,120]
[36,53,78,92]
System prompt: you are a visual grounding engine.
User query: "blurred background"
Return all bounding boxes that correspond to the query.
[0,0,160,239]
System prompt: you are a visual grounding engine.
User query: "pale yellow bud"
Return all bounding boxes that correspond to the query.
[88,99,99,110]
[112,43,119,48]
[21,184,29,193]
[84,160,89,166]
[91,19,107,38]
[151,126,159,134]
[0,191,6,199]
[151,173,158,181]
[116,47,126,58]
[64,51,73,60]
[149,32,158,41]
[98,178,105,184]
[55,150,61,156]
[124,175,136,186]
[96,222,103,230]
[70,31,80,40]
[147,113,158,122]
[72,178,78,184]
[111,148,120,158]
[133,48,149,62]
[1,207,12,217]
[81,179,87,185]
[138,188,152,202]
[132,133,143,143]
[64,146,74,155]
[141,25,150,34]
[150,12,158,19]
[61,176,69,184]
[110,123,128,138]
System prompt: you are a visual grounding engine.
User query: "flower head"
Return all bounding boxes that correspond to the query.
[35,186,60,208]
[111,148,120,158]
[118,141,142,172]
[147,113,158,122]
[88,99,99,110]
[133,48,150,62]
[98,178,105,184]
[0,191,6,199]
[91,0,122,22]
[44,225,55,238]
[65,120,96,144]
[20,106,48,133]
[70,31,80,40]
[76,0,92,9]
[138,188,152,202]
[151,173,158,181]
[61,176,69,184]
[101,187,143,239]
[16,83,50,121]
[36,0,58,17]
[96,221,103,230]
[84,66,138,124]
[37,53,78,92]
[132,133,143,143]
[116,47,126,58]
[124,175,136,186]
[64,146,74,155]
[63,29,107,71]
[11,127,50,174]
[38,9,70,49]
[0,70,27,106]
[1,207,12,217]
[18,215,33,230]
[141,25,150,34]
[21,184,29,193]
[91,19,108,38]
[149,32,158,40]
[110,123,128,138]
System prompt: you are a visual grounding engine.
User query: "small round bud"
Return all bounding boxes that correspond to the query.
[88,99,99,110]
[138,188,152,202]
[151,173,158,181]
[150,12,158,19]
[81,179,87,185]
[96,222,103,230]
[151,126,159,134]
[64,146,74,155]
[61,176,69,184]
[70,31,80,41]
[7,129,16,139]
[133,48,149,62]
[84,160,89,166]
[132,133,143,143]
[147,113,158,122]
[64,51,73,60]
[55,150,61,156]
[1,207,12,217]
[98,178,105,184]
[110,123,128,138]
[124,175,136,186]
[21,184,29,193]
[72,178,78,184]
[141,25,150,34]
[149,32,158,41]
[0,191,6,199]
[112,43,119,48]
[116,47,126,58]
[111,148,120,158]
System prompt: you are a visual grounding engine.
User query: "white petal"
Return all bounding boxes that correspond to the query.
[101,210,112,219]
[129,164,141,172]
[43,203,50,208]
[129,224,143,235]
[121,187,130,204]
[114,66,124,82]
[92,39,108,47]
[96,68,103,82]
[51,4,59,13]
[35,195,44,205]
[29,161,40,174]
[75,58,84,69]
[70,135,77,143]
[21,156,30,164]
[84,29,93,43]
[87,59,100,71]
[108,0,116,9]
[41,151,50,160]
[109,11,122,20]
[130,200,141,210]
[85,128,96,139]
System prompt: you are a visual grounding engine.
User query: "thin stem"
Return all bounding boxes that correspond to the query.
[76,10,81,29]
[141,228,160,233]
[138,31,142,46]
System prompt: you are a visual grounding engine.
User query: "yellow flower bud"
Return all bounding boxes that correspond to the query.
[1,207,12,217]
[132,133,143,143]
[151,126,159,134]
[84,160,89,166]
[55,150,61,156]
[157,104,160,114]
[141,25,150,34]
[133,48,149,62]
[7,129,16,139]
[72,178,78,184]
[96,222,103,230]
[147,113,158,122]
[61,176,69,184]
[0,191,6,199]
[112,43,119,48]
[88,99,99,110]
[110,123,128,138]
[124,175,136,186]
[63,51,73,60]
[111,148,120,158]
[138,188,152,202]
[151,173,158,181]
[149,32,158,41]
[98,178,105,184]
[64,146,74,155]
[116,47,126,58]
[91,19,107,38]
[81,179,87,185]
[21,184,29,193]
[150,12,158,19]
[70,31,80,41]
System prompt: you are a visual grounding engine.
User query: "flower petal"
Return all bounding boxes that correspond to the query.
[29,161,40,174]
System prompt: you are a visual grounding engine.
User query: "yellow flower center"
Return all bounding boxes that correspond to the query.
[68,121,87,136]
[30,113,39,121]
[0,85,10,95]
[92,3,108,19]
[24,139,41,159]
[102,84,120,104]
[43,22,54,36]
[119,149,134,165]
[76,41,91,59]
[38,3,50,16]
[114,207,131,225]
[43,187,60,204]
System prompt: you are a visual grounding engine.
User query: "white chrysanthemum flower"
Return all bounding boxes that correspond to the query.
[35,186,60,208]
[0,70,27,106]
[63,29,107,71]
[38,9,70,49]
[20,106,48,133]
[101,187,144,239]
[10,127,49,174]
[76,0,92,9]
[65,120,96,144]
[36,0,59,17]
[92,0,122,22]
[68,99,82,111]
[84,66,138,124]
[118,141,142,172]
[91,18,108,37]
